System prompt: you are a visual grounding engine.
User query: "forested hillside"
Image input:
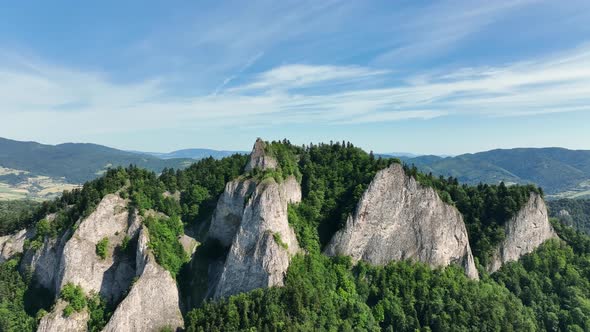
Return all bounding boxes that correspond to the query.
[0,137,192,184]
[1,140,588,331]
[0,200,40,236]
[548,199,590,234]
[401,147,590,197]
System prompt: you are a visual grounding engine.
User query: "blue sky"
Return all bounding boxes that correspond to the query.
[1,0,590,155]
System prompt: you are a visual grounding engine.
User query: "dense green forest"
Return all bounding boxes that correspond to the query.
[548,199,590,234]
[0,140,585,331]
[0,200,40,236]
[184,220,590,331]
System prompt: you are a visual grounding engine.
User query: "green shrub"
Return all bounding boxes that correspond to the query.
[272,232,288,250]
[145,216,189,277]
[87,293,109,332]
[60,283,86,317]
[95,238,109,260]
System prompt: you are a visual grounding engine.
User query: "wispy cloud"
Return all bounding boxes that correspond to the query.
[230,64,389,92]
[3,41,590,145]
[373,0,541,64]
[212,51,265,96]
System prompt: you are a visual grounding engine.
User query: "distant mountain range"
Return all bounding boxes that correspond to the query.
[138,148,248,160]
[0,137,589,200]
[0,137,195,184]
[397,148,590,198]
[0,138,198,199]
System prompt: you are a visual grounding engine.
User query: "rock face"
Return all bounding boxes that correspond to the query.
[488,192,558,273]
[56,194,135,303]
[102,226,184,332]
[37,300,89,332]
[244,138,278,172]
[207,140,302,299]
[21,231,69,290]
[212,176,302,299]
[0,228,31,263]
[325,163,479,279]
[208,179,257,247]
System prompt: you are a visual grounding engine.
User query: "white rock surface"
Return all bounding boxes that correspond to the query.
[244,138,278,172]
[208,179,257,247]
[325,163,479,279]
[213,176,302,299]
[21,233,69,290]
[488,192,558,273]
[37,300,89,332]
[102,227,184,332]
[56,194,134,303]
[0,228,30,263]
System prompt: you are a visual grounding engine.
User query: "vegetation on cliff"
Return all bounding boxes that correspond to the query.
[1,139,587,331]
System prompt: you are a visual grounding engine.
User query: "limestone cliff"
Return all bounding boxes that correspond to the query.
[488,192,558,273]
[208,179,257,247]
[206,138,302,299]
[325,163,479,279]
[0,228,32,263]
[11,192,186,332]
[102,226,184,332]
[213,176,302,299]
[244,138,278,172]
[56,194,135,303]
[37,300,89,332]
[20,230,69,290]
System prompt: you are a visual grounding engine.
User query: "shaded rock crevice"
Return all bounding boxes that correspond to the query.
[102,226,184,332]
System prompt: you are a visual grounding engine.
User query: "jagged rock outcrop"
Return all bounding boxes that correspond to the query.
[206,139,302,299]
[208,179,257,247]
[0,228,32,263]
[325,163,479,279]
[213,176,302,299]
[37,300,89,332]
[56,194,135,303]
[488,192,558,273]
[244,138,278,172]
[21,231,70,290]
[102,226,184,332]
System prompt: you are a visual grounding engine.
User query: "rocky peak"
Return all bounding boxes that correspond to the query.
[0,228,32,263]
[56,194,135,303]
[325,163,479,279]
[102,226,184,332]
[244,138,278,172]
[487,192,558,273]
[208,174,302,299]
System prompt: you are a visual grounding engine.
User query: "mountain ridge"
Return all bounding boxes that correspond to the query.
[399,147,590,197]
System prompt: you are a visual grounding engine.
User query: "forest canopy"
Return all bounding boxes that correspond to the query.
[0,140,576,332]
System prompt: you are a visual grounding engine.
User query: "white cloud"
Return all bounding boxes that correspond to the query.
[2,44,590,143]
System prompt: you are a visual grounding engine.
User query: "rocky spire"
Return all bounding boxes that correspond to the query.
[244,138,278,172]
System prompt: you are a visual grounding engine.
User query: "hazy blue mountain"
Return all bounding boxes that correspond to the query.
[141,148,247,160]
[402,148,590,197]
[0,137,192,184]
